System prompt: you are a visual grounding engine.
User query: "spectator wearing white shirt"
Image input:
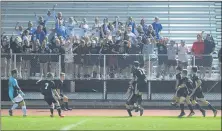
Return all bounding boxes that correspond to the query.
[14,22,23,36]
[52,4,65,26]
[178,40,188,69]
[167,40,177,78]
[79,18,89,37]
[92,17,101,39]
[64,38,74,79]
[125,26,137,45]
[112,16,123,31]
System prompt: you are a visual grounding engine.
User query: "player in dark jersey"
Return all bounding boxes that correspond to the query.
[189,67,217,117]
[176,69,195,118]
[171,66,182,107]
[125,61,146,117]
[36,72,64,117]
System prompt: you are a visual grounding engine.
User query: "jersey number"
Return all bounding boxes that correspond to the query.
[45,83,49,89]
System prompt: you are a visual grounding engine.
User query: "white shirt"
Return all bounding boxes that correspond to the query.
[178,45,188,62]
[66,23,75,37]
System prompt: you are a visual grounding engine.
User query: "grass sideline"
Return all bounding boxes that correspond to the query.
[1,116,221,130]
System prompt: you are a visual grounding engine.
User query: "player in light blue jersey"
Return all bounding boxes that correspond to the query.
[8,69,27,116]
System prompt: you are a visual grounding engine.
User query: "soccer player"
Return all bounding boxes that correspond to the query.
[57,73,72,111]
[171,66,182,107]
[177,69,195,118]
[189,67,217,117]
[36,72,64,117]
[125,61,146,117]
[8,69,27,116]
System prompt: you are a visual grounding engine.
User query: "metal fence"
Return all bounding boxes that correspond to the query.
[1,53,221,80]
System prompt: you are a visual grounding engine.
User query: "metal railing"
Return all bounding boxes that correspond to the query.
[1,53,221,80]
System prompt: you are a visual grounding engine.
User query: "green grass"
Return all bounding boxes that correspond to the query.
[1,116,221,130]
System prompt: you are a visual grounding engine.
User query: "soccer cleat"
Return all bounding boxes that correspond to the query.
[23,115,27,117]
[50,114,54,117]
[213,110,217,117]
[139,108,144,116]
[67,108,72,111]
[61,107,68,111]
[187,111,195,117]
[127,109,132,117]
[171,102,178,107]
[60,114,65,118]
[9,110,13,116]
[201,110,206,117]
[178,112,185,118]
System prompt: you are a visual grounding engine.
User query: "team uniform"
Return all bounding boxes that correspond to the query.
[190,74,217,117]
[126,62,146,116]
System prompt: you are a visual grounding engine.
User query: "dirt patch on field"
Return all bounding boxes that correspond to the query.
[1,109,221,117]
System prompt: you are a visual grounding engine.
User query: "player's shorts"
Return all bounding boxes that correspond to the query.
[44,96,57,106]
[191,90,204,100]
[126,94,137,105]
[13,94,24,103]
[177,88,188,97]
[137,81,147,92]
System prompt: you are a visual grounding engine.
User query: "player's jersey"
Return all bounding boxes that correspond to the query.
[38,80,56,97]
[132,68,146,82]
[191,74,203,92]
[8,76,20,100]
[176,73,182,85]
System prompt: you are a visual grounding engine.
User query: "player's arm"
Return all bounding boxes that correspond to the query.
[52,82,61,99]
[13,79,25,96]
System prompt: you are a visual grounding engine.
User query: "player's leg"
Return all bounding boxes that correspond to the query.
[9,102,19,116]
[198,97,217,117]
[178,96,186,118]
[54,99,64,117]
[63,95,72,110]
[59,95,67,111]
[185,96,195,117]
[191,97,206,117]
[19,100,27,117]
[125,93,134,117]
[45,97,54,117]
[171,91,179,107]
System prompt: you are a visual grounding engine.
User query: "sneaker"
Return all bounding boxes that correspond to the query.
[213,110,217,117]
[9,110,13,116]
[61,107,68,111]
[127,109,132,117]
[187,111,195,117]
[178,112,185,118]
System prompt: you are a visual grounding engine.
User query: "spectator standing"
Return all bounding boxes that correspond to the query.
[64,38,74,79]
[167,40,177,79]
[23,21,36,37]
[22,39,32,79]
[35,10,51,34]
[191,34,205,78]
[218,47,221,79]
[14,22,23,36]
[1,35,11,77]
[65,17,77,38]
[203,34,215,79]
[126,16,136,34]
[55,19,67,39]
[112,16,123,31]
[152,16,162,40]
[79,18,89,37]
[92,17,101,39]
[178,40,188,69]
[140,19,148,36]
[32,25,46,45]
[101,18,110,38]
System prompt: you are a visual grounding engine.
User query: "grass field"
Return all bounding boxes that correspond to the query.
[1,116,221,130]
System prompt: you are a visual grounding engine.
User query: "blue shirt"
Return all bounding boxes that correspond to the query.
[56,23,67,38]
[8,76,20,101]
[152,22,162,40]
[32,30,46,45]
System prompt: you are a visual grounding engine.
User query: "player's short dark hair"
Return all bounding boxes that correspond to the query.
[176,66,182,71]
[133,61,140,67]
[11,69,18,75]
[46,72,53,78]
[192,66,198,73]
[60,72,65,77]
[182,69,188,75]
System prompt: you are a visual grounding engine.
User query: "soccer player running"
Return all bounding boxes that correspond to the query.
[171,66,182,107]
[57,73,72,111]
[189,67,217,117]
[8,69,27,116]
[36,72,64,117]
[177,69,195,118]
[125,61,146,117]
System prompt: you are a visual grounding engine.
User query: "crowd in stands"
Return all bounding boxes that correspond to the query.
[1,5,221,80]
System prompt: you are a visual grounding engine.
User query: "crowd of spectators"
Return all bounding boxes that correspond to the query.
[1,5,220,80]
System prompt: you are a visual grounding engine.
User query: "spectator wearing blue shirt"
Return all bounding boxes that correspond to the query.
[34,11,50,34]
[127,16,136,34]
[55,20,67,39]
[32,25,46,45]
[23,21,36,37]
[152,16,162,40]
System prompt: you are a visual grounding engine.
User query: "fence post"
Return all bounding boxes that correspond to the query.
[59,55,61,77]
[14,54,16,69]
[103,55,107,100]
[148,81,151,100]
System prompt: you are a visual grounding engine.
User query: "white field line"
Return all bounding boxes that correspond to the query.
[60,119,89,131]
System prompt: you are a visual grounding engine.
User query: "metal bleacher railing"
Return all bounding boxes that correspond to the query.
[1,53,221,81]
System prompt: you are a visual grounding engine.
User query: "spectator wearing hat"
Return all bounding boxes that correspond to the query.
[178,40,188,69]
[152,16,162,40]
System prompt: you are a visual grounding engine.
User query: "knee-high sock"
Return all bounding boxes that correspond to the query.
[188,104,194,112]
[65,102,69,109]
[22,106,27,116]
[57,107,62,116]
[208,103,216,111]
[50,108,54,115]
[137,95,142,105]
[196,103,204,112]
[180,104,185,113]
[11,103,18,110]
